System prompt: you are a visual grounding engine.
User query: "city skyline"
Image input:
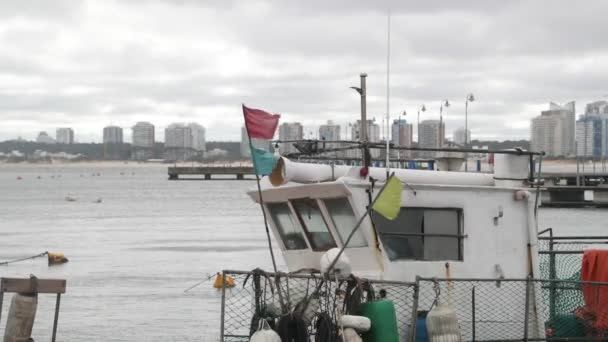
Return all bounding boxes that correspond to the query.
[1,2,608,143]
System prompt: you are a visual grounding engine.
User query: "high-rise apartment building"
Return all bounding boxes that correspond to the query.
[188,123,206,152]
[391,119,413,147]
[165,124,192,148]
[418,120,445,148]
[453,127,471,146]
[575,115,602,157]
[530,102,575,157]
[319,120,341,142]
[165,123,193,161]
[531,116,562,157]
[575,101,608,158]
[278,122,303,155]
[102,126,124,160]
[56,128,74,144]
[132,122,155,148]
[131,122,155,160]
[103,126,123,144]
[318,120,342,155]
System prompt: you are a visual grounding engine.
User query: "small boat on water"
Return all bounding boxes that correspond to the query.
[220,149,608,341]
[220,74,608,342]
[218,90,608,341]
[65,195,77,202]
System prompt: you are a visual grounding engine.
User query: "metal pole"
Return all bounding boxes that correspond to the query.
[360,73,369,167]
[465,100,469,172]
[397,119,401,162]
[576,140,581,186]
[523,277,531,342]
[219,272,227,341]
[410,277,421,342]
[417,109,420,145]
[51,293,61,342]
[549,238,556,321]
[242,106,285,312]
[385,9,391,176]
[0,289,3,323]
[439,104,443,148]
[472,286,476,342]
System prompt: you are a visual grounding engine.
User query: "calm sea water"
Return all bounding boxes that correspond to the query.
[0,163,607,341]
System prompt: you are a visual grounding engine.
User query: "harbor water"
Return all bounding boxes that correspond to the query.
[0,163,606,341]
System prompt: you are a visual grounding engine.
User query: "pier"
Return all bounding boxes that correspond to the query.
[539,171,608,207]
[168,166,254,180]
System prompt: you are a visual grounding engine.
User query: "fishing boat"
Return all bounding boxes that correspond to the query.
[218,79,608,342]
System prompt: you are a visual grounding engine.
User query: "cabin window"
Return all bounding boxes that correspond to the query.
[372,208,463,261]
[291,198,337,251]
[324,198,367,248]
[267,202,307,250]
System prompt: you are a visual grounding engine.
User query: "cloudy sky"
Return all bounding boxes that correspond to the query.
[1,0,607,143]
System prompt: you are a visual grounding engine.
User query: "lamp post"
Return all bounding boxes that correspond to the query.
[417,104,426,144]
[465,93,475,171]
[439,100,450,147]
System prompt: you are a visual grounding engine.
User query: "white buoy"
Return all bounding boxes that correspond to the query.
[340,315,371,332]
[320,248,352,277]
[426,302,462,342]
[3,293,38,342]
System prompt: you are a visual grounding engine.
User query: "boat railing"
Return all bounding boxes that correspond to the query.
[218,270,608,341]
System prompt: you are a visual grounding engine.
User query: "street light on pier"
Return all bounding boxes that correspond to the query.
[464,93,475,171]
[439,100,450,147]
[417,105,426,144]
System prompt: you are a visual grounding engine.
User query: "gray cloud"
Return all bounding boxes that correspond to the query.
[0,0,607,142]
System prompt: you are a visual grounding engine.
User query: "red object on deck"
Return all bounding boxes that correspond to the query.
[581,250,608,331]
[359,166,369,178]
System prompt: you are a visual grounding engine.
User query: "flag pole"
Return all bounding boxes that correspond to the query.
[242,107,279,275]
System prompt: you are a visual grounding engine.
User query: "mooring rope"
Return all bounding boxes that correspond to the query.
[0,251,48,266]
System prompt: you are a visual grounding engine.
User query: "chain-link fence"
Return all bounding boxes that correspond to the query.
[538,228,608,282]
[219,270,608,341]
[219,270,416,341]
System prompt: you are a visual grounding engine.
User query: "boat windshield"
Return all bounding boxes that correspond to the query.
[323,198,367,248]
[267,202,307,250]
[292,198,337,251]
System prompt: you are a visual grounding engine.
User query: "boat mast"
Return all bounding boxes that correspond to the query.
[359,73,370,167]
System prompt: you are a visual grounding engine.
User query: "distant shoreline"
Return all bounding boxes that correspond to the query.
[0,160,254,167]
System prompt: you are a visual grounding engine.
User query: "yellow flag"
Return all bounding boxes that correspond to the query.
[372,176,402,220]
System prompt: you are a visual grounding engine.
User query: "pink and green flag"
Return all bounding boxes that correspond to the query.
[242,105,280,175]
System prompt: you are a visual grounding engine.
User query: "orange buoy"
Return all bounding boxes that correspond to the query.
[213,273,236,288]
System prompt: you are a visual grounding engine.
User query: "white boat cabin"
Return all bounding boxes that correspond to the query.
[248,153,540,282]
